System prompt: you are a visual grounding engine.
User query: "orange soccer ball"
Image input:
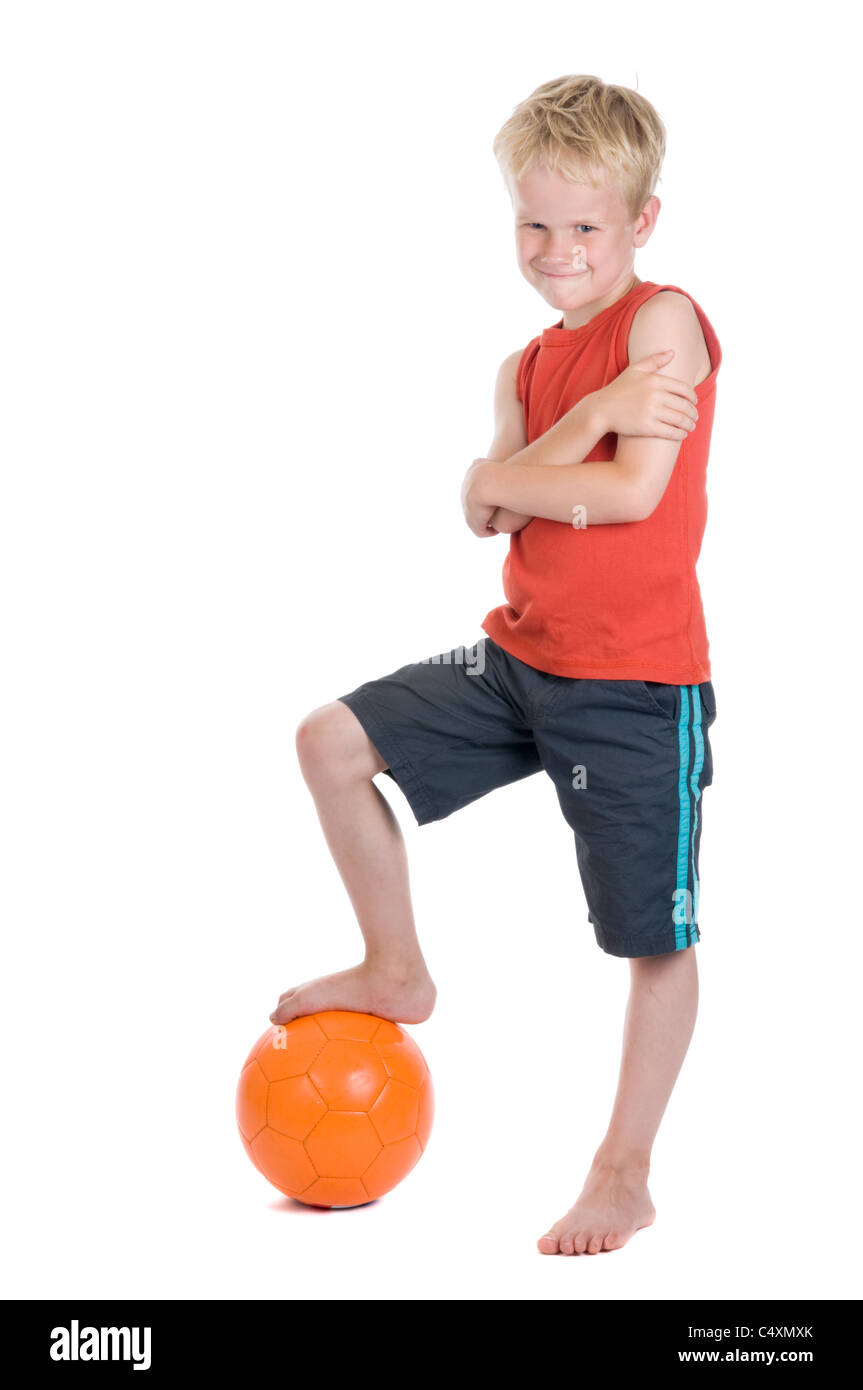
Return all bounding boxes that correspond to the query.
[236,1010,434,1208]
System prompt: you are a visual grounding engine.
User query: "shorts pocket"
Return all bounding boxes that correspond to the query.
[635,680,681,728]
[698,680,717,725]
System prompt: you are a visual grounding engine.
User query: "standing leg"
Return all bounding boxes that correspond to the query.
[538,945,699,1254]
[270,701,437,1026]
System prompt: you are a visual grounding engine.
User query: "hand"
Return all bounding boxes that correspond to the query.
[489,506,533,533]
[461,459,500,537]
[592,349,699,440]
[465,460,534,534]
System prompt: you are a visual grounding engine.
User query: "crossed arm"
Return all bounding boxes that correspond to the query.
[464,291,708,534]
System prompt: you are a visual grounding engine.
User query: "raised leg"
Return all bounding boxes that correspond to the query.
[270,701,436,1025]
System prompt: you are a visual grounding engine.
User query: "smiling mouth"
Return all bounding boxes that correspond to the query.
[540,270,588,278]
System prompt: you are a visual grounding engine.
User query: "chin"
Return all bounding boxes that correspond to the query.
[539,275,588,291]
[543,285,586,305]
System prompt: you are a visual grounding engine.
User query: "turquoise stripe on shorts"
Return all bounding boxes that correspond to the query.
[688,686,705,935]
[675,687,692,949]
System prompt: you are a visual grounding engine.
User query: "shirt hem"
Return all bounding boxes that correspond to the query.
[480,618,711,684]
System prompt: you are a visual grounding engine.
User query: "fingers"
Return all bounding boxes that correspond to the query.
[641,363,697,405]
[659,410,697,438]
[663,390,699,421]
[660,378,699,405]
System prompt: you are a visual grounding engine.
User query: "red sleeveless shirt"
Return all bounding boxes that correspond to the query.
[481,280,722,682]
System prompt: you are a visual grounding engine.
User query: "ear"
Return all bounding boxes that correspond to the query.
[633,194,661,248]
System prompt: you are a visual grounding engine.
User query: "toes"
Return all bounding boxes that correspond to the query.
[541,1221,621,1258]
[271,988,304,1022]
[541,1228,614,1256]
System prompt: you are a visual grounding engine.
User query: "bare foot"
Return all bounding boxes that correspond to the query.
[537,1157,656,1256]
[270,960,437,1027]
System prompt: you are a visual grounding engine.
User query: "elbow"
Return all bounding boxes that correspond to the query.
[613,462,657,523]
[626,485,656,524]
[622,486,650,519]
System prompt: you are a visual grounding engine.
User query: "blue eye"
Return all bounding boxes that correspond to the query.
[526,223,595,233]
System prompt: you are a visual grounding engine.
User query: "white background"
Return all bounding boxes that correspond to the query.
[2,0,860,1302]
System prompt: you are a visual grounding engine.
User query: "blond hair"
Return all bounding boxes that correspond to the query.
[492,74,667,222]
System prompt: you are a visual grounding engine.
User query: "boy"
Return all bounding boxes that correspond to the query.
[271,74,720,1256]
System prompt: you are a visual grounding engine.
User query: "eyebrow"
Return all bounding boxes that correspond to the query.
[515,213,607,225]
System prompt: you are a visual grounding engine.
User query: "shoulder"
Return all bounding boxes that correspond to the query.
[629,289,710,384]
[493,345,533,414]
[493,347,526,400]
[631,288,701,334]
[498,338,540,403]
[497,346,525,379]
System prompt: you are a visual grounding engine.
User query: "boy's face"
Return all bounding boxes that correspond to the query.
[507,163,658,325]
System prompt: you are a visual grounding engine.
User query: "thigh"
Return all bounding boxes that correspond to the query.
[337,637,543,825]
[534,679,717,957]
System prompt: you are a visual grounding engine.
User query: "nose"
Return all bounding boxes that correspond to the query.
[538,247,588,273]
[543,236,573,262]
[535,233,588,270]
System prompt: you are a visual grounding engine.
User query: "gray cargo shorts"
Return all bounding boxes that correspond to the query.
[337,635,716,958]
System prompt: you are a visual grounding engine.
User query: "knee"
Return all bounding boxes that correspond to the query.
[295,704,339,778]
[296,701,367,786]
